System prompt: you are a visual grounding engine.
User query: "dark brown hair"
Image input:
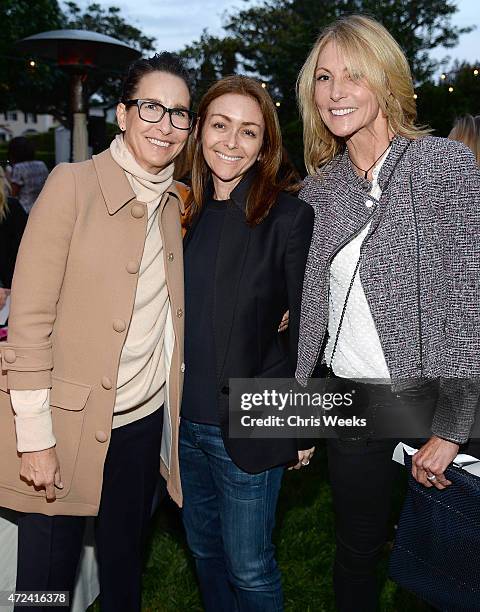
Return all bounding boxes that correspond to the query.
[120,52,192,103]
[186,75,296,226]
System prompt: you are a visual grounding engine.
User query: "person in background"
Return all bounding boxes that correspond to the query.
[0,52,194,612]
[296,14,480,612]
[449,114,480,165]
[7,137,49,214]
[0,166,27,318]
[180,75,314,612]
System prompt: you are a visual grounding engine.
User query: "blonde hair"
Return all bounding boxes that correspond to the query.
[297,14,430,174]
[449,115,480,165]
[0,167,9,223]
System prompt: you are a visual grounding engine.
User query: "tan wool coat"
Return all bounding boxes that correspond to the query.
[0,149,185,515]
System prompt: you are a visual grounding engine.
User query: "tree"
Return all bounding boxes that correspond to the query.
[0,1,65,114]
[181,0,473,167]
[0,1,156,123]
[416,62,480,136]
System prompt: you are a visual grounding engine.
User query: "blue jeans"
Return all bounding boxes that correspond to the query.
[179,419,284,612]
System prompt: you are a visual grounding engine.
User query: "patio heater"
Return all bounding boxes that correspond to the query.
[16,30,140,162]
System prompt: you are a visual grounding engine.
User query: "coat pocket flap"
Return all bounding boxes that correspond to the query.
[50,376,91,411]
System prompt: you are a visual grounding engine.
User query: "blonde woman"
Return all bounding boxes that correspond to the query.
[0,166,27,306]
[296,15,480,611]
[449,114,480,165]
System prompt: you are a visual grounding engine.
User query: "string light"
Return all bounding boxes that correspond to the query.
[448,86,454,93]
[413,93,418,99]
[29,60,36,67]
[275,102,281,107]
[474,69,479,76]
[440,73,446,80]
[261,82,266,88]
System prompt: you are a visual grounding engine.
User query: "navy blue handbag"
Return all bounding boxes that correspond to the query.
[389,452,480,611]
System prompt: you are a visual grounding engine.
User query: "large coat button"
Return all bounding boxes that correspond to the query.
[3,349,16,363]
[95,430,108,443]
[131,204,145,219]
[113,319,126,333]
[180,362,185,373]
[101,376,113,390]
[126,261,140,274]
[167,252,174,262]
[176,308,183,318]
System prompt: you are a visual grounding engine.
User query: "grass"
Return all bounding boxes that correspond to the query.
[88,444,432,611]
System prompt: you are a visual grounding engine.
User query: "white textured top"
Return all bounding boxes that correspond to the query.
[324,149,391,380]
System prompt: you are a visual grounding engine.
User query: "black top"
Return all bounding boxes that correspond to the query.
[182,197,227,425]
[0,196,27,288]
[183,169,315,473]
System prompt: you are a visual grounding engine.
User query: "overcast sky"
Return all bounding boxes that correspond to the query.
[83,0,479,70]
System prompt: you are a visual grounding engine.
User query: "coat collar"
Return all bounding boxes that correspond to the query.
[92,148,185,215]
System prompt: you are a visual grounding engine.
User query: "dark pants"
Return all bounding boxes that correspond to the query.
[180,419,284,612]
[327,437,400,612]
[326,379,480,612]
[15,407,163,612]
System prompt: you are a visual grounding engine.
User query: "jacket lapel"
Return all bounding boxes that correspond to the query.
[92,149,136,214]
[214,203,250,381]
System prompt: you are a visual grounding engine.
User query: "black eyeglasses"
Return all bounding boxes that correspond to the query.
[124,99,196,130]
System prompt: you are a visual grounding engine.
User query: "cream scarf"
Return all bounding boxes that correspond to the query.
[109,134,174,203]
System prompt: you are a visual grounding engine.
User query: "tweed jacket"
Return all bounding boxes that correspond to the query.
[0,149,186,515]
[296,135,480,444]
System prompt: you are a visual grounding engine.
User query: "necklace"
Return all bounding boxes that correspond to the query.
[348,142,392,180]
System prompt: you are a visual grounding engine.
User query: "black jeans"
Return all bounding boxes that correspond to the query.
[326,378,480,612]
[15,407,163,612]
[325,379,434,612]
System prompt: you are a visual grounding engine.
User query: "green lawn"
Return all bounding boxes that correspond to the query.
[89,444,431,611]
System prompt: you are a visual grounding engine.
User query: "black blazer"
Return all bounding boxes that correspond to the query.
[0,196,27,288]
[184,172,314,472]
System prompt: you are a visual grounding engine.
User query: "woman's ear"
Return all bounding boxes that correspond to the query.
[116,102,127,132]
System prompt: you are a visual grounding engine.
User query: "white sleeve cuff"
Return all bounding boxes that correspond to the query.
[10,389,56,452]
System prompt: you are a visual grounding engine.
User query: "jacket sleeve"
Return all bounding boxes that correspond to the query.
[0,163,77,390]
[284,201,315,450]
[430,143,480,443]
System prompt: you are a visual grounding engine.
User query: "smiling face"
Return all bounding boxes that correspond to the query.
[116,71,191,174]
[314,41,386,142]
[201,93,265,199]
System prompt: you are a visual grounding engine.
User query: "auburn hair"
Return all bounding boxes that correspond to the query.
[186,75,297,226]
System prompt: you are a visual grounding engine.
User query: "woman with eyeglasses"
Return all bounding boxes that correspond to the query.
[180,75,314,612]
[0,52,194,612]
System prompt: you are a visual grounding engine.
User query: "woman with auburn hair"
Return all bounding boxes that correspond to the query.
[296,14,480,612]
[449,114,480,164]
[180,75,314,611]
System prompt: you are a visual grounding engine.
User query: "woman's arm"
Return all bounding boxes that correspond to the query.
[284,200,315,456]
[0,164,77,500]
[284,202,315,367]
[413,142,480,488]
[1,164,77,453]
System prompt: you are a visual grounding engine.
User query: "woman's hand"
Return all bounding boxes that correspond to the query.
[289,446,315,470]
[20,447,63,501]
[278,310,289,333]
[412,435,459,489]
[0,288,10,309]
